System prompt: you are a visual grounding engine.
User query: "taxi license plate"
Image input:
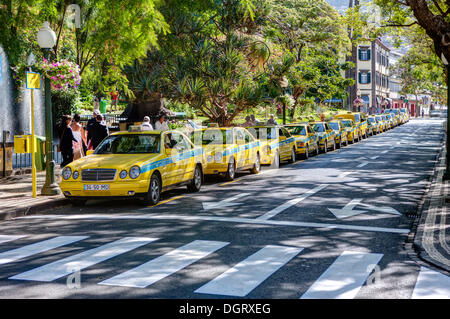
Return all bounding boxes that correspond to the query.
[84,184,110,191]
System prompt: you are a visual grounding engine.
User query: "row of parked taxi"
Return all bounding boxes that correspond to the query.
[59,108,410,206]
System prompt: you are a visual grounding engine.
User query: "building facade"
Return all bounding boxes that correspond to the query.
[356,38,391,114]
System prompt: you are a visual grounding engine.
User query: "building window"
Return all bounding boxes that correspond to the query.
[359,48,371,61]
[359,71,371,84]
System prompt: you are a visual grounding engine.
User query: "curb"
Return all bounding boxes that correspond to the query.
[0,197,69,221]
[405,133,450,275]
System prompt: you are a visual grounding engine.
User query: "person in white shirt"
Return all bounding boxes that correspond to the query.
[141,116,153,130]
[155,114,169,131]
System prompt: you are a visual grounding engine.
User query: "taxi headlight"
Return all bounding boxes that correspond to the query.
[62,167,72,180]
[263,145,271,153]
[214,152,223,162]
[72,171,79,180]
[129,166,141,179]
[297,141,304,147]
[119,170,127,179]
[207,155,213,163]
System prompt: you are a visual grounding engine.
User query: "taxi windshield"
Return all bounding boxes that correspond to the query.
[368,117,375,123]
[341,120,353,128]
[191,129,234,145]
[376,116,382,121]
[313,123,325,133]
[286,126,306,136]
[328,122,339,131]
[354,114,361,123]
[96,134,160,154]
[247,127,277,140]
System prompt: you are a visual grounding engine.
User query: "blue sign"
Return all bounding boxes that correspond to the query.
[0,55,3,84]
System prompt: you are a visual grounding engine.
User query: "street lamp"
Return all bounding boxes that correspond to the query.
[441,53,450,180]
[280,76,289,125]
[37,22,61,195]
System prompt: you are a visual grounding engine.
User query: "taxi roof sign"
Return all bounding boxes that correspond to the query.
[26,72,41,90]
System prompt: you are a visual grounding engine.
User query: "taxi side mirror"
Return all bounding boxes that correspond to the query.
[86,150,94,155]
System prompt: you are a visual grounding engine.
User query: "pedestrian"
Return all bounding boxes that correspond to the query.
[86,109,101,150]
[59,115,78,168]
[250,114,260,125]
[266,114,277,125]
[141,116,154,131]
[155,114,170,131]
[90,114,109,149]
[422,108,424,117]
[70,114,87,160]
[109,89,119,113]
[242,116,253,127]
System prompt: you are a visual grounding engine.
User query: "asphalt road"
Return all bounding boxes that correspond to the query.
[0,118,449,299]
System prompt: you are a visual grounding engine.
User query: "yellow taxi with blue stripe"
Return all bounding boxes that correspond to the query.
[400,108,410,123]
[284,122,319,159]
[247,125,297,167]
[189,127,261,180]
[327,119,349,148]
[310,121,337,153]
[334,112,369,139]
[367,115,382,134]
[375,114,387,132]
[59,128,205,206]
[381,114,393,129]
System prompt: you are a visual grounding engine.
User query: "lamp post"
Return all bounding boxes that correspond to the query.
[280,76,289,125]
[441,53,450,180]
[37,22,61,195]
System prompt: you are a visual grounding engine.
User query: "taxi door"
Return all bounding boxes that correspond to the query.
[278,127,290,159]
[306,125,317,152]
[324,123,335,146]
[162,132,183,185]
[243,129,257,166]
[171,132,194,183]
[233,128,246,169]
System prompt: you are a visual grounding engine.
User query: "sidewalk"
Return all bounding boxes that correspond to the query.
[410,137,450,274]
[0,168,68,220]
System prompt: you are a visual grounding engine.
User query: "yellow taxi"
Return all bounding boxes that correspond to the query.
[284,122,319,159]
[189,127,261,180]
[400,108,410,122]
[333,112,369,139]
[375,114,387,132]
[367,115,382,135]
[381,114,393,129]
[327,119,349,148]
[59,129,205,206]
[339,118,360,143]
[310,121,337,153]
[247,125,297,168]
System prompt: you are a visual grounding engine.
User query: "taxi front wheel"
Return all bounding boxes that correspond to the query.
[225,159,236,181]
[288,148,296,163]
[250,154,261,174]
[143,174,161,206]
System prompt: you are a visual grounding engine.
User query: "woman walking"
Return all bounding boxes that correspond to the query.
[59,115,77,168]
[70,114,87,160]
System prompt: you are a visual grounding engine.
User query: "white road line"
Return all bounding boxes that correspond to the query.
[370,156,380,160]
[0,235,27,245]
[0,236,88,265]
[17,214,411,234]
[337,172,352,178]
[9,237,157,282]
[99,240,228,288]
[195,245,302,297]
[300,251,383,299]
[381,150,389,154]
[411,267,450,299]
[357,162,368,168]
[256,185,328,220]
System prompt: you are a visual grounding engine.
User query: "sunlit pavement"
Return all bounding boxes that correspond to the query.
[0,118,449,299]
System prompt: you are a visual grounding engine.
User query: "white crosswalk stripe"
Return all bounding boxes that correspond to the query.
[9,237,157,282]
[195,245,303,297]
[99,240,228,288]
[0,235,27,245]
[411,267,450,299]
[300,251,383,299]
[0,236,88,265]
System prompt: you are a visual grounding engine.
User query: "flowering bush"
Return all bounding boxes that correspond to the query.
[40,59,81,91]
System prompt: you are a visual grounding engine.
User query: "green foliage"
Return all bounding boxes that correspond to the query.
[51,88,82,123]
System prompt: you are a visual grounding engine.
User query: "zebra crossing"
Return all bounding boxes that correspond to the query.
[0,235,449,298]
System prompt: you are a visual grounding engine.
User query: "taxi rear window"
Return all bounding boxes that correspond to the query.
[368,118,375,123]
[313,123,325,133]
[96,134,161,154]
[341,120,353,127]
[328,122,339,131]
[191,129,234,145]
[286,126,306,136]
